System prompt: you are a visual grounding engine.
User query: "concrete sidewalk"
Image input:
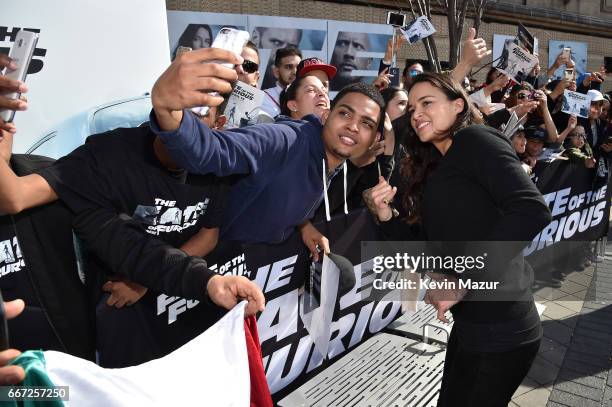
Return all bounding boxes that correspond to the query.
[510,243,612,407]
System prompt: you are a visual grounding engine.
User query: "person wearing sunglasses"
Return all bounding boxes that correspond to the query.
[402,60,424,87]
[563,125,596,168]
[235,41,260,88]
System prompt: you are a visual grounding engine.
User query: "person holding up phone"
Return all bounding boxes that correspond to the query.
[0,54,28,134]
[0,53,95,361]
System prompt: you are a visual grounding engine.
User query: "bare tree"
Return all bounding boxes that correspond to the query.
[405,0,489,70]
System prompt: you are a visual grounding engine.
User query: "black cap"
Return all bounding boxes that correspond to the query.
[524,126,546,141]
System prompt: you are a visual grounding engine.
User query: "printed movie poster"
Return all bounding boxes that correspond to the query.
[326,20,393,94]
[247,15,327,90]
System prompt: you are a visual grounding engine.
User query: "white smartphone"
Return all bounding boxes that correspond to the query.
[210,27,249,67]
[562,47,571,60]
[0,30,38,122]
[191,28,249,117]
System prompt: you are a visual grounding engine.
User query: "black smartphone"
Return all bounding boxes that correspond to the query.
[386,12,406,27]
[389,67,400,87]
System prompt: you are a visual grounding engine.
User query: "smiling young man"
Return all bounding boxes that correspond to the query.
[150,47,384,245]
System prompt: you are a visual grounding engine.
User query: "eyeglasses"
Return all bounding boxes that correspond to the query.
[409,69,422,77]
[242,60,259,74]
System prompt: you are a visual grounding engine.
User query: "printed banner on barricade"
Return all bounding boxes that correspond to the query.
[525,159,610,277]
[206,209,402,397]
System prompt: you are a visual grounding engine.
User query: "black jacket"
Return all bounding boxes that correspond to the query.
[10,154,95,361]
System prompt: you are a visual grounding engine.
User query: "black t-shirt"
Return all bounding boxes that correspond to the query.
[423,125,551,351]
[0,216,61,351]
[38,126,230,367]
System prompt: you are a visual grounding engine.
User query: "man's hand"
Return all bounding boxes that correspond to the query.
[462,27,491,66]
[151,48,242,131]
[103,280,148,308]
[299,221,330,262]
[0,299,25,385]
[451,28,491,82]
[206,275,265,317]
[0,54,28,134]
[509,100,538,118]
[363,176,397,222]
[423,273,467,323]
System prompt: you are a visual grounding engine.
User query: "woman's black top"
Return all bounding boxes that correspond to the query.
[423,124,552,352]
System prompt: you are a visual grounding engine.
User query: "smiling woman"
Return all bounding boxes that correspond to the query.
[279,75,330,119]
[370,73,552,407]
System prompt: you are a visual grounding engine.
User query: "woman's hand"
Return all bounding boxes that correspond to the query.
[424,273,467,323]
[363,176,397,222]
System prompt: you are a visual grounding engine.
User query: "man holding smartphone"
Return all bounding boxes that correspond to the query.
[0,60,265,367]
[149,48,385,251]
[0,54,28,134]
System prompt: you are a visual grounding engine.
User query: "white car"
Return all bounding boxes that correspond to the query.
[26,95,151,159]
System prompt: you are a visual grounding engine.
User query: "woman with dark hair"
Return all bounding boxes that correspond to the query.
[279,75,329,119]
[172,24,213,59]
[380,86,408,122]
[370,72,551,406]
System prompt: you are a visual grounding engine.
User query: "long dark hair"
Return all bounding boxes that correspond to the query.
[380,86,407,107]
[399,72,482,224]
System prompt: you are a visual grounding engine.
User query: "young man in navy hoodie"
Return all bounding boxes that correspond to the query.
[149,47,385,248]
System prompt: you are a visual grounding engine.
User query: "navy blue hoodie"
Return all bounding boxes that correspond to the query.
[151,111,327,244]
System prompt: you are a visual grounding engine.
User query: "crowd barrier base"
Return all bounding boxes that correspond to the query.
[277,332,445,407]
[385,305,454,346]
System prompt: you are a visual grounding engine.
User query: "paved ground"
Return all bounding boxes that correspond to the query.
[510,241,612,407]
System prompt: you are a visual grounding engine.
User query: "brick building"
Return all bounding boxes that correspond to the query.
[167,0,612,92]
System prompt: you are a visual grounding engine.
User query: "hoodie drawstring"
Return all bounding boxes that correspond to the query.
[323,159,331,222]
[343,161,348,215]
[323,159,349,222]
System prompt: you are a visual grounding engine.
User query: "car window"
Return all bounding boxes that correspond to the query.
[27,96,152,159]
[91,96,151,134]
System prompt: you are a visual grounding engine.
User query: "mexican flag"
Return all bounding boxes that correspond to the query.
[9,302,268,406]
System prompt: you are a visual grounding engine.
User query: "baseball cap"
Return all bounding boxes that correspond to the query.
[297,57,337,80]
[587,89,604,102]
[524,126,547,141]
